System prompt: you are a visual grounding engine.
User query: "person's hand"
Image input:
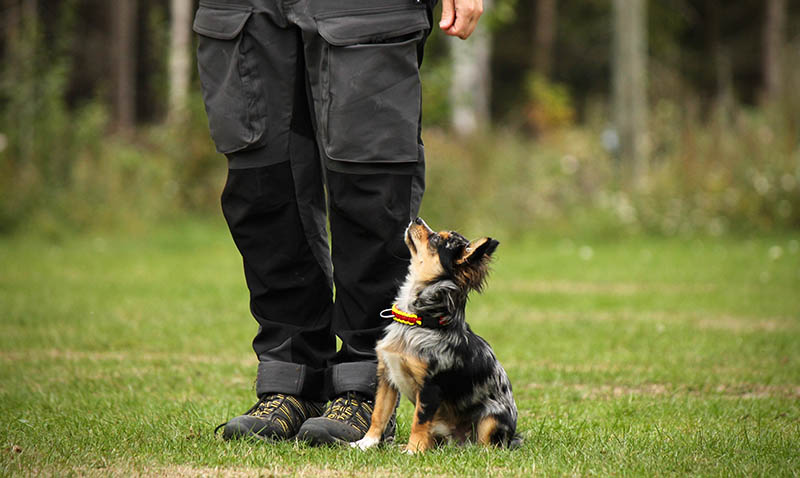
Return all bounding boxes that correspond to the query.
[439,0,483,40]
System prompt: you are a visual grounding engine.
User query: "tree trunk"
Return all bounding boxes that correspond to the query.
[168,0,192,122]
[16,0,38,168]
[704,0,732,115]
[612,0,647,183]
[4,0,21,55]
[533,0,556,77]
[112,0,137,131]
[449,0,492,136]
[762,0,786,103]
[21,0,36,29]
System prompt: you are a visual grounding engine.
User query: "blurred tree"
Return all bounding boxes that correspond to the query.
[111,0,138,131]
[612,0,647,183]
[3,0,21,53]
[533,0,556,78]
[168,0,192,122]
[703,0,732,112]
[762,0,786,103]
[450,0,492,136]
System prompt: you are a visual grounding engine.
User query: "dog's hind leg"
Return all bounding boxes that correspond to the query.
[353,366,398,450]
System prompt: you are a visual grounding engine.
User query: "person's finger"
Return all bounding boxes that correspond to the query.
[439,0,456,30]
[460,13,480,39]
[444,0,483,39]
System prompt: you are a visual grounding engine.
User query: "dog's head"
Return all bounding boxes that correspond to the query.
[405,217,499,292]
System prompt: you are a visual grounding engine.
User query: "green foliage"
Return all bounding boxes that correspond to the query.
[1,1,798,238]
[421,103,799,239]
[481,0,519,31]
[0,9,223,236]
[143,3,170,120]
[633,99,800,235]
[0,1,85,233]
[523,73,576,134]
[420,57,453,128]
[420,128,614,239]
[0,0,225,236]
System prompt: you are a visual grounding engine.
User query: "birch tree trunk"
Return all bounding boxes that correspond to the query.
[762,0,786,103]
[612,0,647,183]
[112,0,137,131]
[169,0,192,122]
[449,0,492,136]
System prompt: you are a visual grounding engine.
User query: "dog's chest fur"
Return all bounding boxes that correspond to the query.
[379,345,419,401]
[376,272,449,401]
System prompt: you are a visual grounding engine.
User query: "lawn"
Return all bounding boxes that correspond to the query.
[1,218,799,477]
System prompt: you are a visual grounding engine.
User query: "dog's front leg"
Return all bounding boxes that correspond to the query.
[405,384,441,454]
[353,366,398,450]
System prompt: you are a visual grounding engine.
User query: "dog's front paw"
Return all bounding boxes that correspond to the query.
[403,444,421,454]
[351,435,380,451]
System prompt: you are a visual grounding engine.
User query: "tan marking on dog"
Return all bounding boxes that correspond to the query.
[400,352,429,387]
[476,415,499,446]
[414,254,444,283]
[406,224,445,283]
[406,391,434,453]
[428,404,469,442]
[376,343,429,400]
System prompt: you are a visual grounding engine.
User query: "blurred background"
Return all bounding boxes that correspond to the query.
[0,0,798,238]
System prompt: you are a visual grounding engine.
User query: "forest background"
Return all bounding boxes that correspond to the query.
[0,0,800,235]
[1,0,799,238]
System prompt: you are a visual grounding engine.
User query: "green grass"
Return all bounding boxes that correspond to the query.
[1,218,799,477]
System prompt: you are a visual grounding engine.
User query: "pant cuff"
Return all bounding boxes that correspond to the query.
[256,361,326,402]
[329,362,378,398]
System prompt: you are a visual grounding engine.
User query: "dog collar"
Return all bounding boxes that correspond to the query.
[380,304,449,328]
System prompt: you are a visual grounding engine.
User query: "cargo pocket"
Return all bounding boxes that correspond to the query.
[317,7,430,164]
[194,4,267,154]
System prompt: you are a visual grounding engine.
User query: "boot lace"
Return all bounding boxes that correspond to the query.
[323,392,373,431]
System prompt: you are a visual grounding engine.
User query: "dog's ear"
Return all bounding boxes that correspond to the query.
[458,237,499,265]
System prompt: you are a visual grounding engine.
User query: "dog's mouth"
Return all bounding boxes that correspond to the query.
[406,218,435,257]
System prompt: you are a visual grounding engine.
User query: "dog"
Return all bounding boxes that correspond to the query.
[353,217,520,453]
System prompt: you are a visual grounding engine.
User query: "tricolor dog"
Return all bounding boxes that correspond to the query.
[353,218,520,453]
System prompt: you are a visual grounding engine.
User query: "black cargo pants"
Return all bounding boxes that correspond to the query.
[193,0,432,402]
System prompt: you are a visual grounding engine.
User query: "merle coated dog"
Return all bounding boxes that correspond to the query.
[353,218,521,453]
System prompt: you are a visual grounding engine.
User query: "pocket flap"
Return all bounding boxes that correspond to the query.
[317,7,430,46]
[193,5,252,40]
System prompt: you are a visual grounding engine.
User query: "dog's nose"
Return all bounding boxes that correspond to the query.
[413,217,424,225]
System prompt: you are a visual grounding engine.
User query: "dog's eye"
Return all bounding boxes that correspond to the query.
[429,235,440,246]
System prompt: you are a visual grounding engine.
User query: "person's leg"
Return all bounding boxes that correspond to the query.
[194,0,335,439]
[221,160,333,401]
[287,0,432,444]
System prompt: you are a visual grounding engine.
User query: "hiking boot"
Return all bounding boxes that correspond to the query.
[297,391,395,446]
[216,393,324,441]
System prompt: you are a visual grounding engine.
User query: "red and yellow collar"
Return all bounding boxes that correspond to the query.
[382,304,449,328]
